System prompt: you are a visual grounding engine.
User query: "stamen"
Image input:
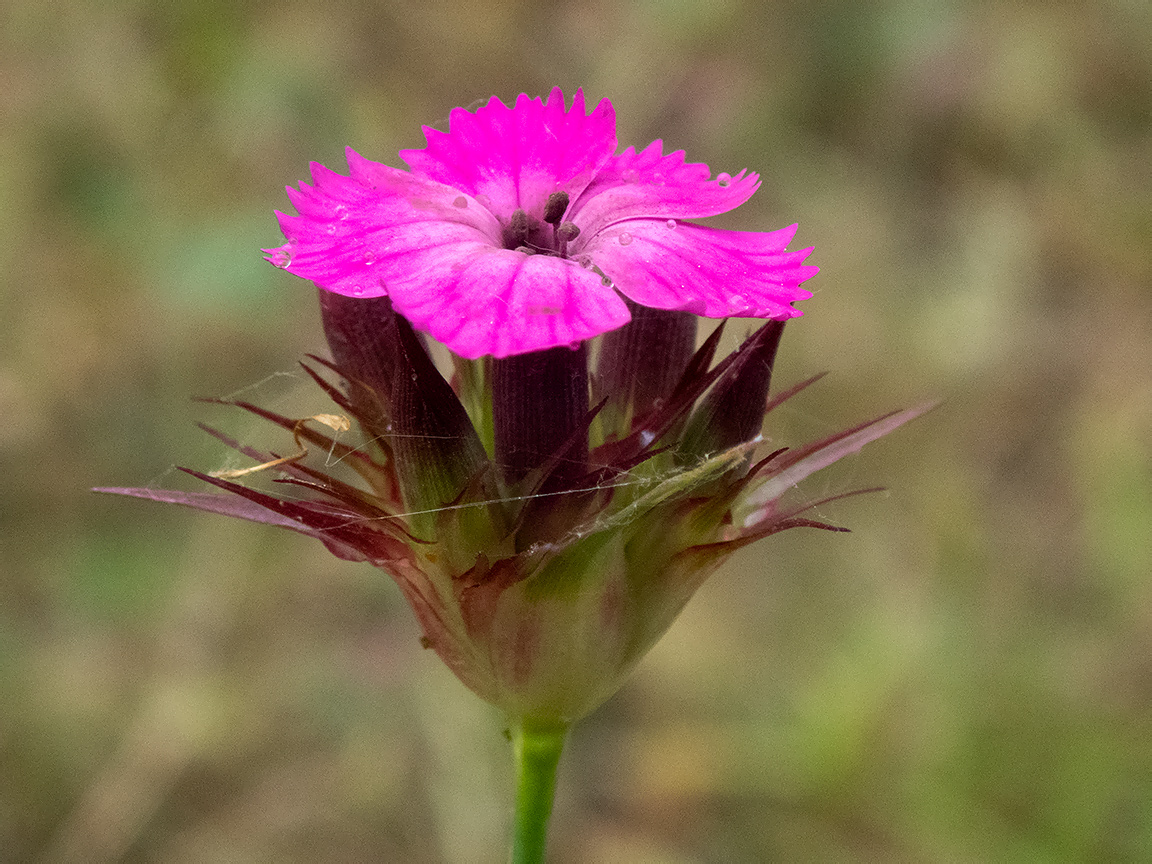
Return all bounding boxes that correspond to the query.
[511,209,530,239]
[502,208,531,249]
[556,221,580,258]
[543,191,569,226]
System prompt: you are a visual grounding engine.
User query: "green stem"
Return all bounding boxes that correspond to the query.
[510,718,568,864]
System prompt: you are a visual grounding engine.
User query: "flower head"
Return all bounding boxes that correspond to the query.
[100,91,930,727]
[264,88,818,358]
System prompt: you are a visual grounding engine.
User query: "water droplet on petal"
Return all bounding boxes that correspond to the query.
[334,204,350,219]
[349,285,365,296]
[475,193,491,207]
[363,252,376,265]
[567,341,582,351]
[666,219,677,229]
[269,249,292,268]
[576,255,593,269]
[618,232,633,246]
[453,196,468,208]
[601,275,613,286]
[717,172,732,187]
[622,169,639,183]
[325,224,337,235]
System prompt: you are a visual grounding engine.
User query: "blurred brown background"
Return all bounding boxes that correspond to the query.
[2,1,1150,861]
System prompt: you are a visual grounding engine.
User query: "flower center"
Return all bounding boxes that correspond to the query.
[501,191,581,258]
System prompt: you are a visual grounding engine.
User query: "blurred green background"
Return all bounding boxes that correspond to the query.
[2,1,1150,861]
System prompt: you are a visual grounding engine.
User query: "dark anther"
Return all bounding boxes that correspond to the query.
[557,222,580,242]
[503,208,531,249]
[543,191,570,226]
[556,221,580,258]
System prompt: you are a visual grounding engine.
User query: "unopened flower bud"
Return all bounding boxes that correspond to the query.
[386,305,489,535]
[679,319,786,460]
[597,300,697,439]
[317,288,397,443]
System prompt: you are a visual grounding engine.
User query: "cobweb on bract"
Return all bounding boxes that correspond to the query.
[155,359,667,530]
[759,391,893,526]
[702,320,901,527]
[137,369,314,490]
[133,322,904,537]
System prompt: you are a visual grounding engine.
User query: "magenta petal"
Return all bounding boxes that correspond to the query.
[265,90,821,358]
[264,151,501,299]
[265,147,633,357]
[386,248,631,359]
[584,220,818,319]
[399,88,617,220]
[568,140,761,237]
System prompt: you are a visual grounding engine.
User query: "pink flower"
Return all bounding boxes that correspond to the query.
[265,88,818,359]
